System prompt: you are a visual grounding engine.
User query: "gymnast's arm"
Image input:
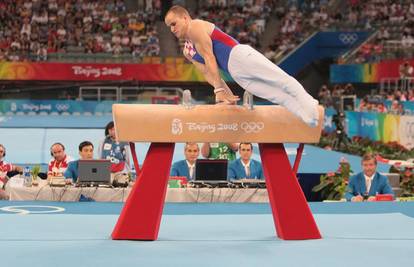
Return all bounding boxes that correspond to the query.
[188,21,224,90]
[190,59,218,87]
[191,59,237,98]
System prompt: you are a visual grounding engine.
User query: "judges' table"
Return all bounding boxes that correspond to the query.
[5,180,269,203]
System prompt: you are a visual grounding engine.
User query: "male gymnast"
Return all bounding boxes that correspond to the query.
[164,5,319,127]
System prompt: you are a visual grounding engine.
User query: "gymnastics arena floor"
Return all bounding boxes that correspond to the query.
[1,201,413,267]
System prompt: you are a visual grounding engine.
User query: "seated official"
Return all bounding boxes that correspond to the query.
[0,144,22,200]
[47,142,72,179]
[64,141,94,183]
[170,143,199,181]
[345,153,394,202]
[228,143,264,180]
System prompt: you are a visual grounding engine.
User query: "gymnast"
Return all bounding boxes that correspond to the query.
[164,5,319,127]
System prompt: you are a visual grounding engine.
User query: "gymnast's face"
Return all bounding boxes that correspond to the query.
[165,12,189,39]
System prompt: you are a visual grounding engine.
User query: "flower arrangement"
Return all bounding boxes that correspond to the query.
[312,157,352,200]
[318,132,414,160]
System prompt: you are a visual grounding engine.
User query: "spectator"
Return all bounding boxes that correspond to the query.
[399,60,413,91]
[47,143,72,179]
[345,153,394,202]
[64,141,94,182]
[227,143,264,180]
[377,26,390,42]
[98,121,130,173]
[201,142,238,161]
[170,143,200,180]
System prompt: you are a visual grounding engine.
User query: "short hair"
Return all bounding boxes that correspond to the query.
[79,141,94,152]
[239,143,253,150]
[104,121,115,136]
[166,5,190,18]
[361,153,377,165]
[184,142,199,151]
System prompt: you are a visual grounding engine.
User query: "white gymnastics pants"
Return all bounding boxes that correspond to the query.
[228,44,319,127]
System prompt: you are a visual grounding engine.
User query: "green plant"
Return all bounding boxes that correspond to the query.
[31,165,41,180]
[312,157,352,200]
[317,132,414,160]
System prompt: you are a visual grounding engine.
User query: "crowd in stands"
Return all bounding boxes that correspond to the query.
[318,81,414,115]
[174,0,276,55]
[264,0,334,63]
[263,0,414,64]
[0,0,160,62]
[195,0,274,49]
[342,0,414,63]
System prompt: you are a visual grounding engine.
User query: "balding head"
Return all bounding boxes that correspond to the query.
[165,5,191,19]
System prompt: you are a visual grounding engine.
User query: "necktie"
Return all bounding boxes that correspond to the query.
[189,165,194,180]
[245,165,250,178]
[366,178,371,193]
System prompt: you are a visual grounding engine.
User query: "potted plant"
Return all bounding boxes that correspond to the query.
[31,165,41,186]
[312,157,352,201]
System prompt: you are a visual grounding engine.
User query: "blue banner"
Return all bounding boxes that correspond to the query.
[280,31,370,76]
[0,100,141,114]
[345,111,360,138]
[323,107,337,133]
[359,112,380,139]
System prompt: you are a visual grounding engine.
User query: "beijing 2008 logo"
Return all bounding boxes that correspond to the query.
[240,122,264,133]
[171,118,183,135]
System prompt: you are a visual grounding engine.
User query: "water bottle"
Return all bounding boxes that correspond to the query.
[131,167,136,181]
[23,166,32,187]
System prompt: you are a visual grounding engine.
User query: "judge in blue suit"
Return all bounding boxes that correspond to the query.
[170,143,199,181]
[345,153,394,201]
[228,143,264,180]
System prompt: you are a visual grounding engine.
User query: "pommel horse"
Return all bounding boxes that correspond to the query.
[111,102,325,241]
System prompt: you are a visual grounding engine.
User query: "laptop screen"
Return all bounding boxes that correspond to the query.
[77,159,111,184]
[195,159,228,181]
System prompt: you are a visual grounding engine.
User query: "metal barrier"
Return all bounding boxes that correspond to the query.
[79,86,184,101]
[380,77,414,93]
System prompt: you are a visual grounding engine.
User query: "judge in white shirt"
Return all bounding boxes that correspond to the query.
[345,153,394,202]
[170,143,199,180]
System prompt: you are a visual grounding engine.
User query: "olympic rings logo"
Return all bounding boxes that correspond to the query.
[0,205,65,215]
[55,104,70,111]
[339,33,358,45]
[240,122,264,133]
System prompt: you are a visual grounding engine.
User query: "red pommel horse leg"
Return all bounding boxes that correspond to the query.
[259,143,321,240]
[111,104,324,241]
[112,143,175,240]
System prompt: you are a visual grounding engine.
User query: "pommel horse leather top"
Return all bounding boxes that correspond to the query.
[111,103,325,241]
[112,104,324,143]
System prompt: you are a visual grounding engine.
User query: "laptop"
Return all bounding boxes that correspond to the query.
[77,159,111,186]
[194,159,228,184]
